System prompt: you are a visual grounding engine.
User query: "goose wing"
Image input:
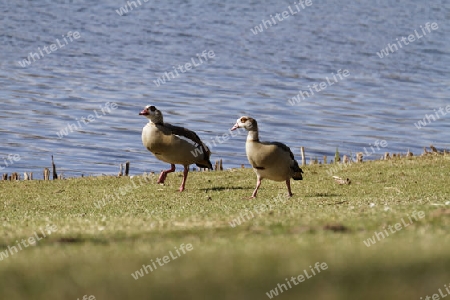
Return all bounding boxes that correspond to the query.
[163,123,211,156]
[269,142,295,160]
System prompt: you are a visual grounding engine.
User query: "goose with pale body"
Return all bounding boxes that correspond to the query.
[139,105,212,191]
[231,116,303,198]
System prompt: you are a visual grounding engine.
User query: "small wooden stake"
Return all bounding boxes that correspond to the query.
[343,155,349,164]
[356,152,363,163]
[125,161,130,176]
[118,164,123,177]
[219,159,223,171]
[52,156,58,180]
[323,156,327,164]
[300,147,306,166]
[44,168,50,180]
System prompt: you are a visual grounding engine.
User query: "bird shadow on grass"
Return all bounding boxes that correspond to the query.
[200,186,248,192]
[304,192,342,197]
[0,237,109,249]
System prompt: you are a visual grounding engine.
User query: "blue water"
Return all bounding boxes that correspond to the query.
[0,0,449,178]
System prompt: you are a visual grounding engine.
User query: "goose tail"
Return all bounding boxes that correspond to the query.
[291,160,303,180]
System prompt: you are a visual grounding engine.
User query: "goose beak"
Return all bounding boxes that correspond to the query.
[139,109,149,116]
[231,123,239,131]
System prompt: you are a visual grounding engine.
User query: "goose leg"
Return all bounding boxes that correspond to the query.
[158,164,175,184]
[285,179,293,197]
[179,165,189,192]
[251,177,262,198]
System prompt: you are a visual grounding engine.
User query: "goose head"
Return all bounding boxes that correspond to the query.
[139,105,163,124]
[231,116,257,131]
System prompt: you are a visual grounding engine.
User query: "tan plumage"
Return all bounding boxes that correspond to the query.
[231,116,303,198]
[139,105,212,191]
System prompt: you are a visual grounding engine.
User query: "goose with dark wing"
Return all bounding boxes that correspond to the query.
[231,116,303,198]
[140,105,212,191]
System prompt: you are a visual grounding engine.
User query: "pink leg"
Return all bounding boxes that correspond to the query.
[251,177,262,198]
[286,179,293,197]
[158,164,175,184]
[179,165,189,192]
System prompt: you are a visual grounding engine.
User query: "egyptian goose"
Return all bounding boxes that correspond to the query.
[139,105,212,191]
[231,116,303,197]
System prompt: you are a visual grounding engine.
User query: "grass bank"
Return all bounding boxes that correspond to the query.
[0,155,449,299]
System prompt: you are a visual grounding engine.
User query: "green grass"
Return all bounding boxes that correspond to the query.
[0,155,449,300]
